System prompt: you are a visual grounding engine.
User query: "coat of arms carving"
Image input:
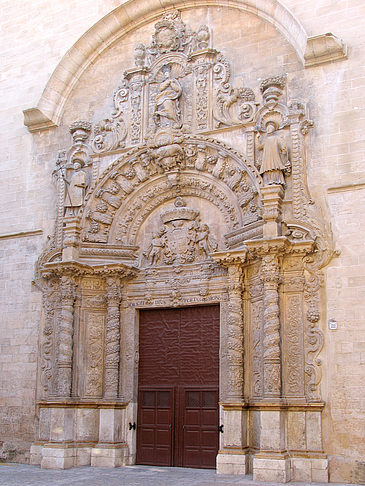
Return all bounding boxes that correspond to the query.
[143,197,218,266]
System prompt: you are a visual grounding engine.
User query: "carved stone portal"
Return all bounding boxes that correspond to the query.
[32,9,333,482]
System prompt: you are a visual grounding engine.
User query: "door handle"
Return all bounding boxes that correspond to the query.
[218,424,224,433]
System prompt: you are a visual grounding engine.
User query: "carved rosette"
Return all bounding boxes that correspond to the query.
[226,264,244,401]
[104,277,122,398]
[57,275,77,397]
[260,254,281,398]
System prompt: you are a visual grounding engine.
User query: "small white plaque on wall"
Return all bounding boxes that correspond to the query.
[328,318,338,330]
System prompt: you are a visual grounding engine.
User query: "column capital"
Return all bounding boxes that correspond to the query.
[211,248,247,267]
[105,276,122,304]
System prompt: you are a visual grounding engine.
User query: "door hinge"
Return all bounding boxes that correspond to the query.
[218,424,224,433]
[129,422,136,430]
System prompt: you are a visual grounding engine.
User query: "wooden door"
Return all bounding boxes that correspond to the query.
[137,305,219,468]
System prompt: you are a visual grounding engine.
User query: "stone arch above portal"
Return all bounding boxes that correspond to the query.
[80,137,263,253]
[23,0,347,132]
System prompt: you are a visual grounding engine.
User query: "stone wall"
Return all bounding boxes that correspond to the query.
[0,0,364,482]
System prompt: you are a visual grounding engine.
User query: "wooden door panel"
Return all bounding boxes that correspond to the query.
[182,388,219,468]
[136,388,173,466]
[137,306,219,469]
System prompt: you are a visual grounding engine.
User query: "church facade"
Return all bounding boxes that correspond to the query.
[1,0,364,483]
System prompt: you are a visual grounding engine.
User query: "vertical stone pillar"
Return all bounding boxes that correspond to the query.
[57,275,77,397]
[260,254,281,398]
[261,185,284,238]
[226,264,245,402]
[212,250,248,475]
[62,217,81,261]
[104,277,122,399]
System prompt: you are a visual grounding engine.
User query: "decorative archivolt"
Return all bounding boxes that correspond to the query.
[79,136,262,248]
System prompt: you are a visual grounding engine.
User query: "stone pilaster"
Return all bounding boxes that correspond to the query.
[62,216,81,261]
[104,277,122,399]
[260,254,282,398]
[57,275,76,397]
[261,185,284,238]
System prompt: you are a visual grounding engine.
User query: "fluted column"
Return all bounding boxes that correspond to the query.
[226,264,244,402]
[260,254,281,398]
[57,275,76,397]
[104,277,122,398]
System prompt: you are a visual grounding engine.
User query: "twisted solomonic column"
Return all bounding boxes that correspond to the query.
[104,277,122,398]
[57,275,77,397]
[226,264,245,402]
[260,254,282,398]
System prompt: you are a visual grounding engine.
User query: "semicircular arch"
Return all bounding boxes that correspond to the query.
[80,137,263,248]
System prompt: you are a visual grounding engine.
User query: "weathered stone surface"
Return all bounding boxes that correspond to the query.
[0,1,364,483]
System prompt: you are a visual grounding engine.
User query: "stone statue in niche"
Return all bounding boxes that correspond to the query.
[153,64,183,129]
[143,197,218,266]
[257,121,289,186]
[64,161,88,215]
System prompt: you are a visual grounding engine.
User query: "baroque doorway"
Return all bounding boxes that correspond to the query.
[32,8,332,481]
[137,306,220,468]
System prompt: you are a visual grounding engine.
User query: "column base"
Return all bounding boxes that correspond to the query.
[291,456,329,483]
[253,454,291,483]
[91,443,129,467]
[40,445,76,469]
[216,450,249,475]
[29,443,43,465]
[38,444,94,469]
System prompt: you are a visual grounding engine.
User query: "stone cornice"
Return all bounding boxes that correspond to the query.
[211,237,314,267]
[41,261,138,279]
[210,248,247,266]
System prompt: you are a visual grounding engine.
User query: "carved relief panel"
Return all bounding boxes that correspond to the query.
[76,277,106,398]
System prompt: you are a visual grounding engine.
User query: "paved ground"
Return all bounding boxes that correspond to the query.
[0,464,355,486]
